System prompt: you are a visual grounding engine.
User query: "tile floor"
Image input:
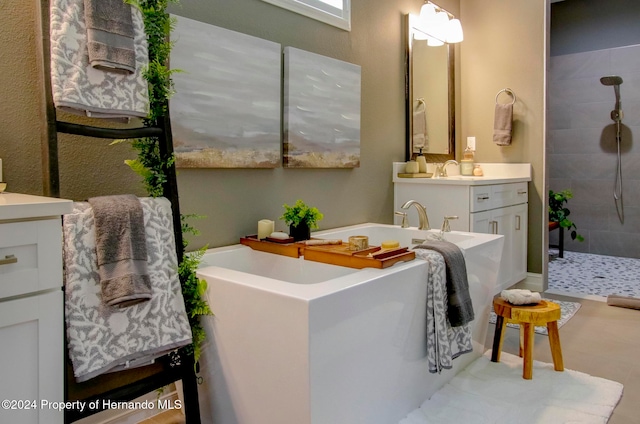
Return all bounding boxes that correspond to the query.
[547,249,640,299]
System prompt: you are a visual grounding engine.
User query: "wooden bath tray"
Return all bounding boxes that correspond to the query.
[303,244,416,269]
[240,235,304,258]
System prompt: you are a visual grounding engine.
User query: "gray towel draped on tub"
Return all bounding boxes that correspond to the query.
[88,194,151,308]
[415,240,474,327]
[413,246,473,373]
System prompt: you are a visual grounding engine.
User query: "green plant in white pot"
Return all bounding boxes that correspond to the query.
[280,199,323,241]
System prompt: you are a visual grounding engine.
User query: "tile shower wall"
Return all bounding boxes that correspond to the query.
[548,44,640,259]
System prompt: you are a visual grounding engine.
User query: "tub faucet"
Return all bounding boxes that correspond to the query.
[401,200,430,230]
[441,215,459,233]
[437,160,459,177]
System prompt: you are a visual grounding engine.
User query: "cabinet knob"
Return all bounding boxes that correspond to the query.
[516,215,521,230]
[477,196,490,201]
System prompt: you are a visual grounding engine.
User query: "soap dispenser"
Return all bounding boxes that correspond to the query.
[416,148,427,174]
[460,146,475,176]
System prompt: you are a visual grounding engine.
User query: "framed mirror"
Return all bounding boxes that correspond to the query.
[405,13,455,162]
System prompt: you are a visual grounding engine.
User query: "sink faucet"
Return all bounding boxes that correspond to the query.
[437,160,459,177]
[401,200,430,230]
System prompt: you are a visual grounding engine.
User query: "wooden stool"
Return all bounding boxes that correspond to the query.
[491,298,564,379]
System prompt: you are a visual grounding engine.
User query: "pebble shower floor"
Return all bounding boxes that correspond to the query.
[548,249,640,298]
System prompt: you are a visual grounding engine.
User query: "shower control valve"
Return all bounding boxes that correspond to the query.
[611,109,624,122]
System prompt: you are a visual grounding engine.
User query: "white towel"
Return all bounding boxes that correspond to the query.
[500,289,542,305]
[50,0,149,119]
[62,197,192,382]
[413,100,429,152]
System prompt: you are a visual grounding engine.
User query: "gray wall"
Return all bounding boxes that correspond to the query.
[551,0,640,56]
[548,0,640,258]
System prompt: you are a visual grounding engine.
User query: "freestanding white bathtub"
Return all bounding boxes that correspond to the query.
[196,223,503,424]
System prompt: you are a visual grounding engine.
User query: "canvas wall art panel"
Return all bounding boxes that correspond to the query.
[170,15,281,168]
[283,47,361,168]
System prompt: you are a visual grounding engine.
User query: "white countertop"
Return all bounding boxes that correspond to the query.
[392,162,531,185]
[0,192,73,221]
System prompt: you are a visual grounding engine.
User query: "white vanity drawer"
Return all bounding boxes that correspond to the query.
[470,182,528,212]
[0,218,63,299]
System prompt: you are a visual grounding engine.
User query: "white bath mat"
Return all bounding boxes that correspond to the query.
[488,298,581,335]
[399,351,623,424]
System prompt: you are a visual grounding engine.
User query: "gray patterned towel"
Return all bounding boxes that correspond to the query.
[63,197,192,382]
[84,0,136,74]
[88,195,151,308]
[50,0,149,118]
[414,249,473,374]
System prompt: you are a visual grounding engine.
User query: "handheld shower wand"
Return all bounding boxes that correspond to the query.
[600,75,624,122]
[600,75,624,223]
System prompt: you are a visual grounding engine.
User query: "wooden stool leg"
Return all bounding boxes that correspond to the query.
[491,315,506,363]
[518,324,524,357]
[522,323,535,380]
[547,321,564,372]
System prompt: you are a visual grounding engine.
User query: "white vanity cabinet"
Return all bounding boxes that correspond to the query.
[0,193,72,424]
[467,183,528,290]
[393,163,531,292]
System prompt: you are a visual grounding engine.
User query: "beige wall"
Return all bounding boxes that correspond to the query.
[460,0,547,274]
[0,0,546,275]
[1,0,426,249]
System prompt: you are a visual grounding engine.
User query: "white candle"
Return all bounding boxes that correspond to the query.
[258,219,274,240]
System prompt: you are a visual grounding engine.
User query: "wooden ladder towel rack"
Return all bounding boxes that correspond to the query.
[36,0,201,422]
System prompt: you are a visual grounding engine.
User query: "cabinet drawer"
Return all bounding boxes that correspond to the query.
[0,219,63,299]
[470,182,528,212]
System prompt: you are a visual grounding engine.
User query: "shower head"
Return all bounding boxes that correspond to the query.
[601,75,623,121]
[600,75,623,86]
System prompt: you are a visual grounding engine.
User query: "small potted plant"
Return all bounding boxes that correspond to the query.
[280,199,324,241]
[549,189,584,242]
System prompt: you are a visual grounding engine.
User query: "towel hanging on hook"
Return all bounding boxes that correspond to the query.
[495,88,516,105]
[413,98,428,151]
[494,88,515,146]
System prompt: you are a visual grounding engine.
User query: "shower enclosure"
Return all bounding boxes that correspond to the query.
[547,45,638,259]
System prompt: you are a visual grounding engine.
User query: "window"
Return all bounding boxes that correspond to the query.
[261,0,351,31]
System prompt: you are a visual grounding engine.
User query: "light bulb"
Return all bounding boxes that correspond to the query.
[413,29,428,41]
[427,36,444,47]
[419,3,437,23]
[446,18,464,43]
[430,11,449,42]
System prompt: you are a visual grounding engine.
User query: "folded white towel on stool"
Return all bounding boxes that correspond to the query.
[500,289,542,305]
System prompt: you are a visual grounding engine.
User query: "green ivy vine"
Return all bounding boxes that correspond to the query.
[119,0,212,363]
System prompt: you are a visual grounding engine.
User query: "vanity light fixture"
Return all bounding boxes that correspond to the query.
[417,1,463,45]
